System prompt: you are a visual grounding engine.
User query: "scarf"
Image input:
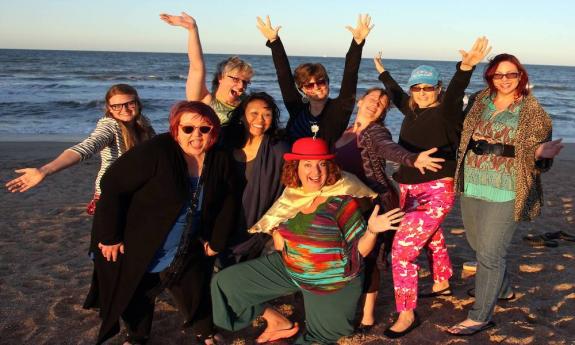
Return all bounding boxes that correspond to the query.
[249,171,377,234]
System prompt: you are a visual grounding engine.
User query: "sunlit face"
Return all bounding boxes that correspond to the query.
[493,61,521,97]
[176,112,214,157]
[243,99,273,139]
[301,77,329,102]
[410,84,441,109]
[357,90,389,122]
[298,159,328,193]
[218,68,252,105]
[107,94,139,123]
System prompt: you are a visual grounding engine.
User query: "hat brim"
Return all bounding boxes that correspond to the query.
[283,153,336,161]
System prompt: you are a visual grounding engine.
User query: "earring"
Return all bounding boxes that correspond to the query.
[302,95,309,104]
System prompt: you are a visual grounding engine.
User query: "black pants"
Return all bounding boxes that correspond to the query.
[122,258,214,344]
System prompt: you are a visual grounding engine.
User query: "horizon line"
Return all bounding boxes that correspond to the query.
[1,47,573,68]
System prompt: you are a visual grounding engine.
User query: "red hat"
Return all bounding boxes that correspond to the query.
[283,137,335,161]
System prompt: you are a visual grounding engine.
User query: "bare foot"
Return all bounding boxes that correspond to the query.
[257,307,295,343]
[389,310,415,332]
[432,279,450,293]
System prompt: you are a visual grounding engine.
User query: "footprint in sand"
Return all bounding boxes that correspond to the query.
[49,296,78,319]
[519,264,544,273]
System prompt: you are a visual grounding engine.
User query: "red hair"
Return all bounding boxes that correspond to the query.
[484,54,530,97]
[169,101,221,150]
[281,159,342,188]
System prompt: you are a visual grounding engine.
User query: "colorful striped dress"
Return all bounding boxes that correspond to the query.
[276,195,366,294]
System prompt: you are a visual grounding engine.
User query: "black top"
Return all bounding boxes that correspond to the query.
[86,133,237,344]
[379,63,474,184]
[266,37,364,149]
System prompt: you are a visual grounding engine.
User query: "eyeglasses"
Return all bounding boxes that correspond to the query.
[409,85,437,92]
[302,79,327,90]
[227,75,251,87]
[179,125,213,134]
[109,100,137,111]
[492,72,521,80]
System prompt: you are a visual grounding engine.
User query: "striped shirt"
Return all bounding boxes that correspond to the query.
[68,117,126,195]
[277,195,366,294]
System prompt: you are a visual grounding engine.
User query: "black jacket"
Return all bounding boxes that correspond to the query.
[84,133,237,344]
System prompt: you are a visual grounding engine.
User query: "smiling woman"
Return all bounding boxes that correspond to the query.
[217,92,290,266]
[211,137,405,344]
[256,14,373,148]
[160,11,253,125]
[85,101,237,345]
[5,84,155,215]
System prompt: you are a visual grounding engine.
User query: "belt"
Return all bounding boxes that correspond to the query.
[468,139,515,158]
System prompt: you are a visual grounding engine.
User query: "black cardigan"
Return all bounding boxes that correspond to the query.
[85,133,237,344]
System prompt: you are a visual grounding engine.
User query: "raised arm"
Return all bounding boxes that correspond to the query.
[337,14,372,100]
[374,52,410,112]
[160,12,211,102]
[257,16,303,117]
[442,37,491,119]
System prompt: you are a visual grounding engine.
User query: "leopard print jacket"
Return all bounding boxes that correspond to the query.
[454,88,552,221]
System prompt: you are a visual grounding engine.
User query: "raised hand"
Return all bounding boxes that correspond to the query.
[256,15,281,42]
[346,14,374,44]
[5,168,46,193]
[367,206,404,233]
[535,138,564,159]
[98,242,125,262]
[373,51,385,74]
[414,147,445,174]
[459,36,492,70]
[159,12,196,30]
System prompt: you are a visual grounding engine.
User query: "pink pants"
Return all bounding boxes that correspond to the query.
[391,178,454,312]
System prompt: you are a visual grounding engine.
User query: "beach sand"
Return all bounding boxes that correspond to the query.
[0,141,573,345]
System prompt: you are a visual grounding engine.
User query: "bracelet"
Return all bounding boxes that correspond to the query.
[367,228,378,236]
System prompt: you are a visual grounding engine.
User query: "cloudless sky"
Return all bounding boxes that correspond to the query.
[1,0,573,66]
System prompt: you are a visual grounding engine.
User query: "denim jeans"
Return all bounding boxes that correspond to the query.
[461,195,517,322]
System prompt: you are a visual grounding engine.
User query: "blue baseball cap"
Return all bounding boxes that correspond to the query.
[407,65,440,87]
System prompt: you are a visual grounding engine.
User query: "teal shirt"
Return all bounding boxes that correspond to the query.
[464,97,521,202]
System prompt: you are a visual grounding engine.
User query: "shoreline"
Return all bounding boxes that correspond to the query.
[1,138,573,161]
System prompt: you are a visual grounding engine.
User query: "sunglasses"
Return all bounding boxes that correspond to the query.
[410,85,437,92]
[179,125,213,134]
[492,72,521,80]
[302,79,327,90]
[227,75,251,86]
[109,100,137,111]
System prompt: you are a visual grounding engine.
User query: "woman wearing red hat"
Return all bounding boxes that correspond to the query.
[211,137,404,344]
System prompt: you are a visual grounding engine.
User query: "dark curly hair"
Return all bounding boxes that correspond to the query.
[222,92,283,149]
[281,159,342,188]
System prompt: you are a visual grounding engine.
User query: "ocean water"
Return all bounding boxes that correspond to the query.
[1,49,574,142]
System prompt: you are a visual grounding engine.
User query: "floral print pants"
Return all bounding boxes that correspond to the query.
[391,178,455,312]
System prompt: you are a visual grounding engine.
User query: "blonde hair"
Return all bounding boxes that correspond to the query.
[211,56,253,93]
[104,84,155,151]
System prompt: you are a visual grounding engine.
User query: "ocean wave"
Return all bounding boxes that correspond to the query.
[84,74,187,81]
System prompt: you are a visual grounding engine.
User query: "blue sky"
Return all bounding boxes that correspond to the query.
[1,0,573,66]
